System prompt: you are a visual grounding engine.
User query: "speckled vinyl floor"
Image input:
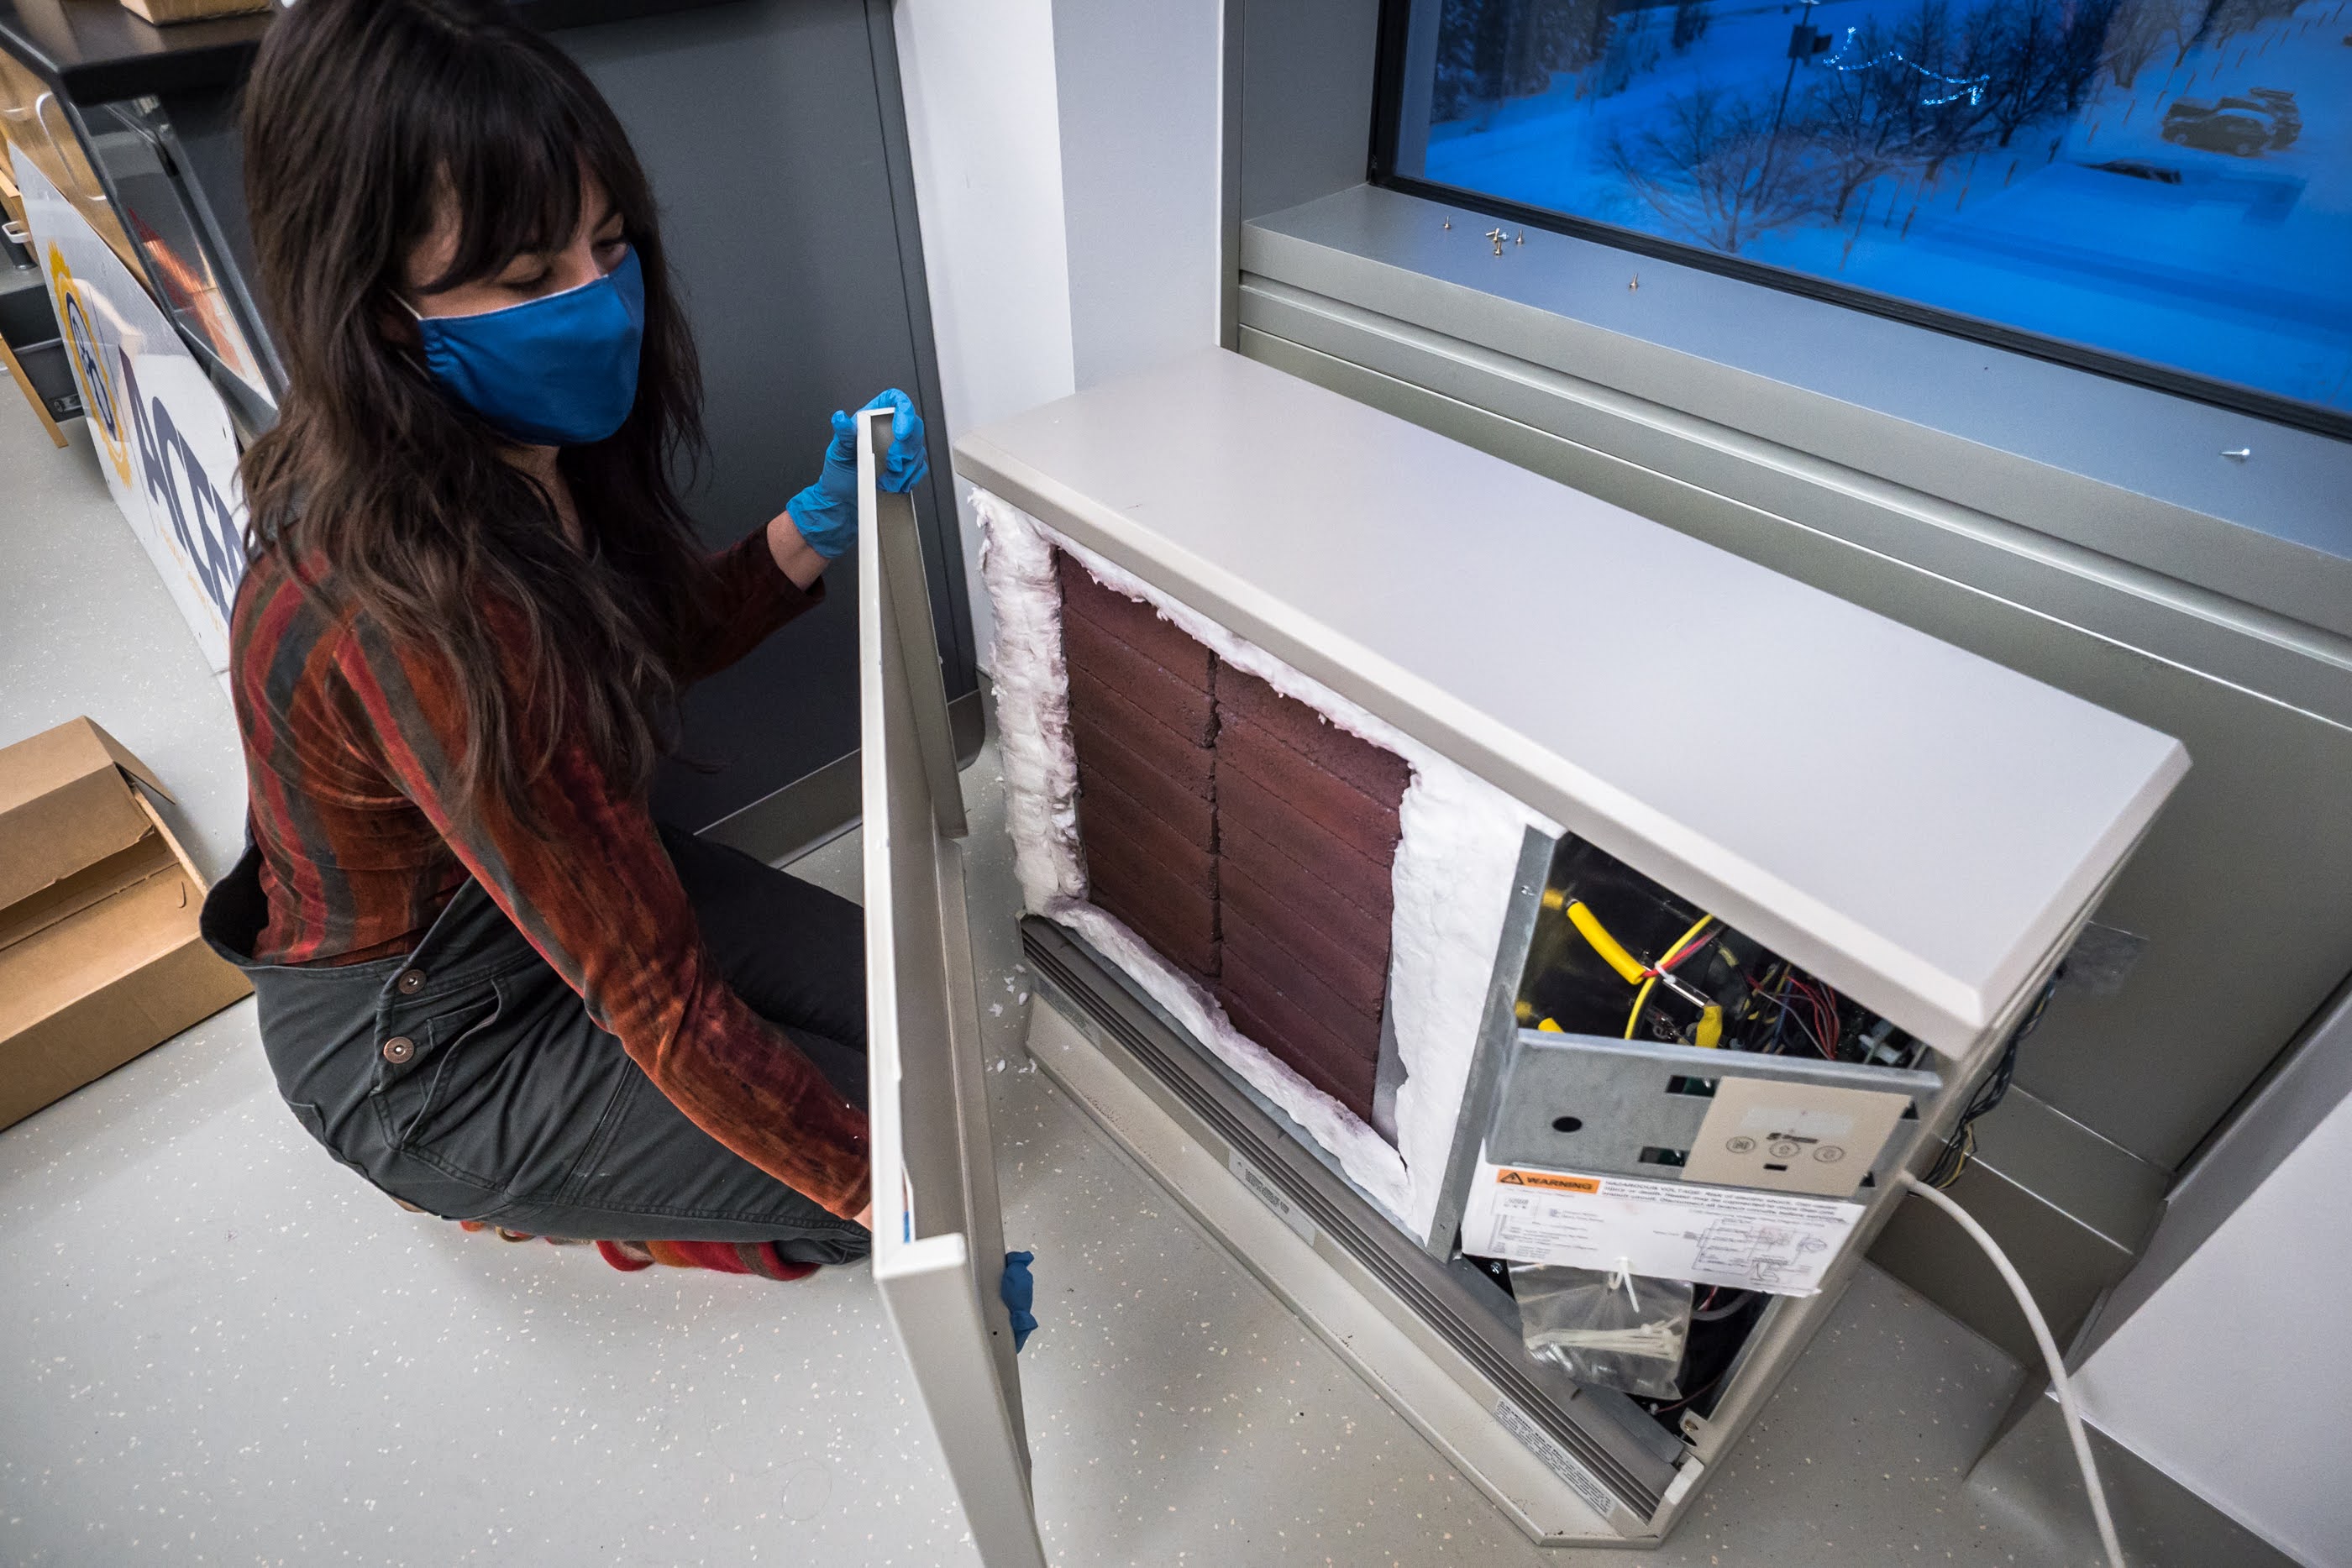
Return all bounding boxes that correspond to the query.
[0,399,2088,1565]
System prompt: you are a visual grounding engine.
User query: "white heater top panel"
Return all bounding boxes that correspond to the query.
[954,349,2187,1054]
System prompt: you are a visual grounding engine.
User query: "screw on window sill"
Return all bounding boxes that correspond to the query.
[2221,448,2251,462]
[1629,274,1641,291]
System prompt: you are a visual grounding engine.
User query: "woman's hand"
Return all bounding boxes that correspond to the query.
[780,389,929,566]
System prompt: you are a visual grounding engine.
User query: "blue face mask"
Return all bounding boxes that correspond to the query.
[408,247,645,447]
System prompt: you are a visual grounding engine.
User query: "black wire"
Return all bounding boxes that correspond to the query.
[1646,1365,1729,1416]
[1922,973,2058,1188]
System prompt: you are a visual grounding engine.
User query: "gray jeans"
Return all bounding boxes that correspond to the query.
[200,827,870,1265]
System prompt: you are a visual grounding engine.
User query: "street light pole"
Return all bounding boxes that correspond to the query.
[1758,0,1822,202]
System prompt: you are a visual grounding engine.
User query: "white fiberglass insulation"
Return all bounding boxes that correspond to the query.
[974,490,1557,1240]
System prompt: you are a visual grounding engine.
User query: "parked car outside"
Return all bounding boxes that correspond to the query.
[2161,100,2275,156]
[2241,88,2302,145]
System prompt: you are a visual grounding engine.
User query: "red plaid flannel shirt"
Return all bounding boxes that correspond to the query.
[228,534,869,1220]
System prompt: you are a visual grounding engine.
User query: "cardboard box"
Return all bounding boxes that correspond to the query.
[0,717,250,1131]
[120,0,273,24]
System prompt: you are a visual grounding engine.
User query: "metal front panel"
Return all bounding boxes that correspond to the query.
[1486,1031,1941,1200]
[858,412,1043,1568]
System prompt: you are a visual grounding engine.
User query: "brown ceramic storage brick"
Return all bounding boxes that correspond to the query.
[1055,553,1214,690]
[1067,669,1217,782]
[1054,548,1420,1127]
[1218,669,1411,805]
[1221,864,1389,1017]
[1217,774,1395,920]
[1073,719,1212,850]
[1063,625,1215,748]
[1215,821,1391,962]
[1215,985,1375,1120]
[1084,832,1216,978]
[1072,705,1212,798]
[1222,907,1383,1038]
[1084,835,1216,978]
[1091,884,1216,981]
[1216,954,1380,1122]
[1216,716,1401,867]
[1062,548,1221,983]
[1078,772,1213,889]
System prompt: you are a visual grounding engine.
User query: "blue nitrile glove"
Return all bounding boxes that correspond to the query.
[783,388,930,560]
[1000,1250,1038,1353]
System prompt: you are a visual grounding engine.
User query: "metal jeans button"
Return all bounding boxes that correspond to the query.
[381,1036,416,1065]
[396,968,427,995]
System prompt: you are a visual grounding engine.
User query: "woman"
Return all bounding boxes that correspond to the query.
[200,0,918,1277]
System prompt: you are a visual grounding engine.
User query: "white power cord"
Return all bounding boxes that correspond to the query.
[1899,1172,2125,1568]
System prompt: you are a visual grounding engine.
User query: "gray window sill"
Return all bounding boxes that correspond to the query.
[1240,184,2352,657]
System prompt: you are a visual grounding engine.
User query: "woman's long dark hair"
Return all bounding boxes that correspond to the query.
[239,0,715,831]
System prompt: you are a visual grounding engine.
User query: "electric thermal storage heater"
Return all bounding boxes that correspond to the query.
[854,354,2188,1560]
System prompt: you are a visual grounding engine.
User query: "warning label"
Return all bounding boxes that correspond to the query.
[1492,1398,1620,1522]
[1462,1156,1862,1297]
[1496,1169,1600,1194]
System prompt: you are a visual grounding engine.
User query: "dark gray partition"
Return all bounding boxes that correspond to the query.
[3,0,976,858]
[559,0,978,847]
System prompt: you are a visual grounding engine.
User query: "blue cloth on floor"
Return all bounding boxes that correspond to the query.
[1000,1251,1038,1352]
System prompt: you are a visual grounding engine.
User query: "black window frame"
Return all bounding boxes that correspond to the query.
[1363,0,2352,444]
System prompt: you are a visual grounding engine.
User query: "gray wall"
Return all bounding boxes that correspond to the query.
[561,0,974,835]
[1050,0,1224,391]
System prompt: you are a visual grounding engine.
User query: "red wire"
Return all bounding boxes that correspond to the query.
[1656,921,1716,975]
[1803,984,1835,1056]
[1806,982,1840,1056]
[1785,975,1838,1057]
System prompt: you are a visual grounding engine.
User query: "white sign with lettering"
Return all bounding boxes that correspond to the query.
[14,149,248,673]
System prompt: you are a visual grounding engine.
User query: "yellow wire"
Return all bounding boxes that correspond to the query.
[1624,912,1715,1040]
[1658,913,1717,968]
[1622,975,1657,1039]
[1558,897,1648,985]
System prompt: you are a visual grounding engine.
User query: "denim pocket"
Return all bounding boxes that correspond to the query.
[372,983,504,1168]
[286,1098,381,1183]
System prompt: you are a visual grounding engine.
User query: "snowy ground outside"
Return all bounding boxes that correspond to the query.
[1418,0,2352,410]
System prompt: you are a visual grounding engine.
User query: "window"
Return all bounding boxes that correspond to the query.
[1375,0,2351,428]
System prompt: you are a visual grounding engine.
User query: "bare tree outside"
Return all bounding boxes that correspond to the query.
[1408,0,2348,414]
[1802,18,1912,221]
[1671,0,1712,54]
[2170,0,2300,66]
[1433,0,1622,121]
[2097,0,2187,88]
[1610,85,1830,252]
[1879,0,2002,176]
[1982,0,2073,145]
